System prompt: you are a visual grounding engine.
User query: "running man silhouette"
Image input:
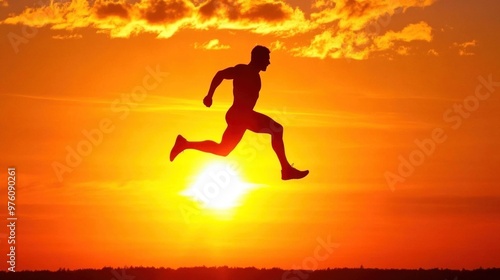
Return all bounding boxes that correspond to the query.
[170,45,309,180]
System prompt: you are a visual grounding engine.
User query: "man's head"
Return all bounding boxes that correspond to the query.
[251,45,271,71]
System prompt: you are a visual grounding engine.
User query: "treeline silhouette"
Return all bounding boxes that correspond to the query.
[1,266,499,280]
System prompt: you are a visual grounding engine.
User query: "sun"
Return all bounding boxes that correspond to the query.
[181,161,255,210]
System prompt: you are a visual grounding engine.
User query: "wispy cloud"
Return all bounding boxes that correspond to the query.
[427,48,439,56]
[194,38,230,50]
[452,39,477,56]
[373,21,432,50]
[52,33,83,39]
[0,92,227,113]
[0,93,112,105]
[270,40,286,51]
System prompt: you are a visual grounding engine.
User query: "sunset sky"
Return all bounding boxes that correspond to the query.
[1,0,499,271]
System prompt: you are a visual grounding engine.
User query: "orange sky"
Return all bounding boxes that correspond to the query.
[1,0,499,271]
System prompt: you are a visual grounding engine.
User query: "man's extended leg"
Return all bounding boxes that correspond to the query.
[170,126,245,161]
[246,111,308,180]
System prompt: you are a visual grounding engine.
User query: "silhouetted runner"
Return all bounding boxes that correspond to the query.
[170,46,309,180]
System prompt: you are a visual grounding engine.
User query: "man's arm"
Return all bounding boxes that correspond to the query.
[206,67,237,98]
[204,66,238,107]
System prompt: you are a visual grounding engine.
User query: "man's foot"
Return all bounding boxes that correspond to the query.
[170,135,187,162]
[281,166,309,180]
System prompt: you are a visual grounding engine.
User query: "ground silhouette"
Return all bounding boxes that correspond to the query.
[1,266,500,280]
[170,45,308,180]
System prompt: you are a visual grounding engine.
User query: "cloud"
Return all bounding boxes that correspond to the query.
[373,21,432,49]
[2,0,93,30]
[0,0,7,8]
[94,1,131,19]
[52,33,83,39]
[395,46,410,56]
[292,30,359,59]
[1,0,308,37]
[270,40,286,51]
[194,38,230,50]
[199,0,289,22]
[452,39,477,56]
[293,18,434,60]
[301,0,436,60]
[312,0,336,9]
[194,0,310,35]
[140,0,193,24]
[0,0,439,59]
[427,48,439,56]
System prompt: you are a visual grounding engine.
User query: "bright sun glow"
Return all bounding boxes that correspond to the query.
[181,161,255,210]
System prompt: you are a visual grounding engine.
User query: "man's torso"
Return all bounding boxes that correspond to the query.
[232,64,261,110]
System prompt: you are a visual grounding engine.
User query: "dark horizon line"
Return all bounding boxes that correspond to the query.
[6,265,500,273]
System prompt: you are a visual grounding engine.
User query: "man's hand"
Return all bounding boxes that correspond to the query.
[203,95,212,107]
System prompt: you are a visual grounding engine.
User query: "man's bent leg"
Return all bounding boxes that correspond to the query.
[246,111,291,169]
[183,125,245,157]
[247,111,308,179]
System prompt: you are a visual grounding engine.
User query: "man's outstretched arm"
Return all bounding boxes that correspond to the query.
[204,66,237,107]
